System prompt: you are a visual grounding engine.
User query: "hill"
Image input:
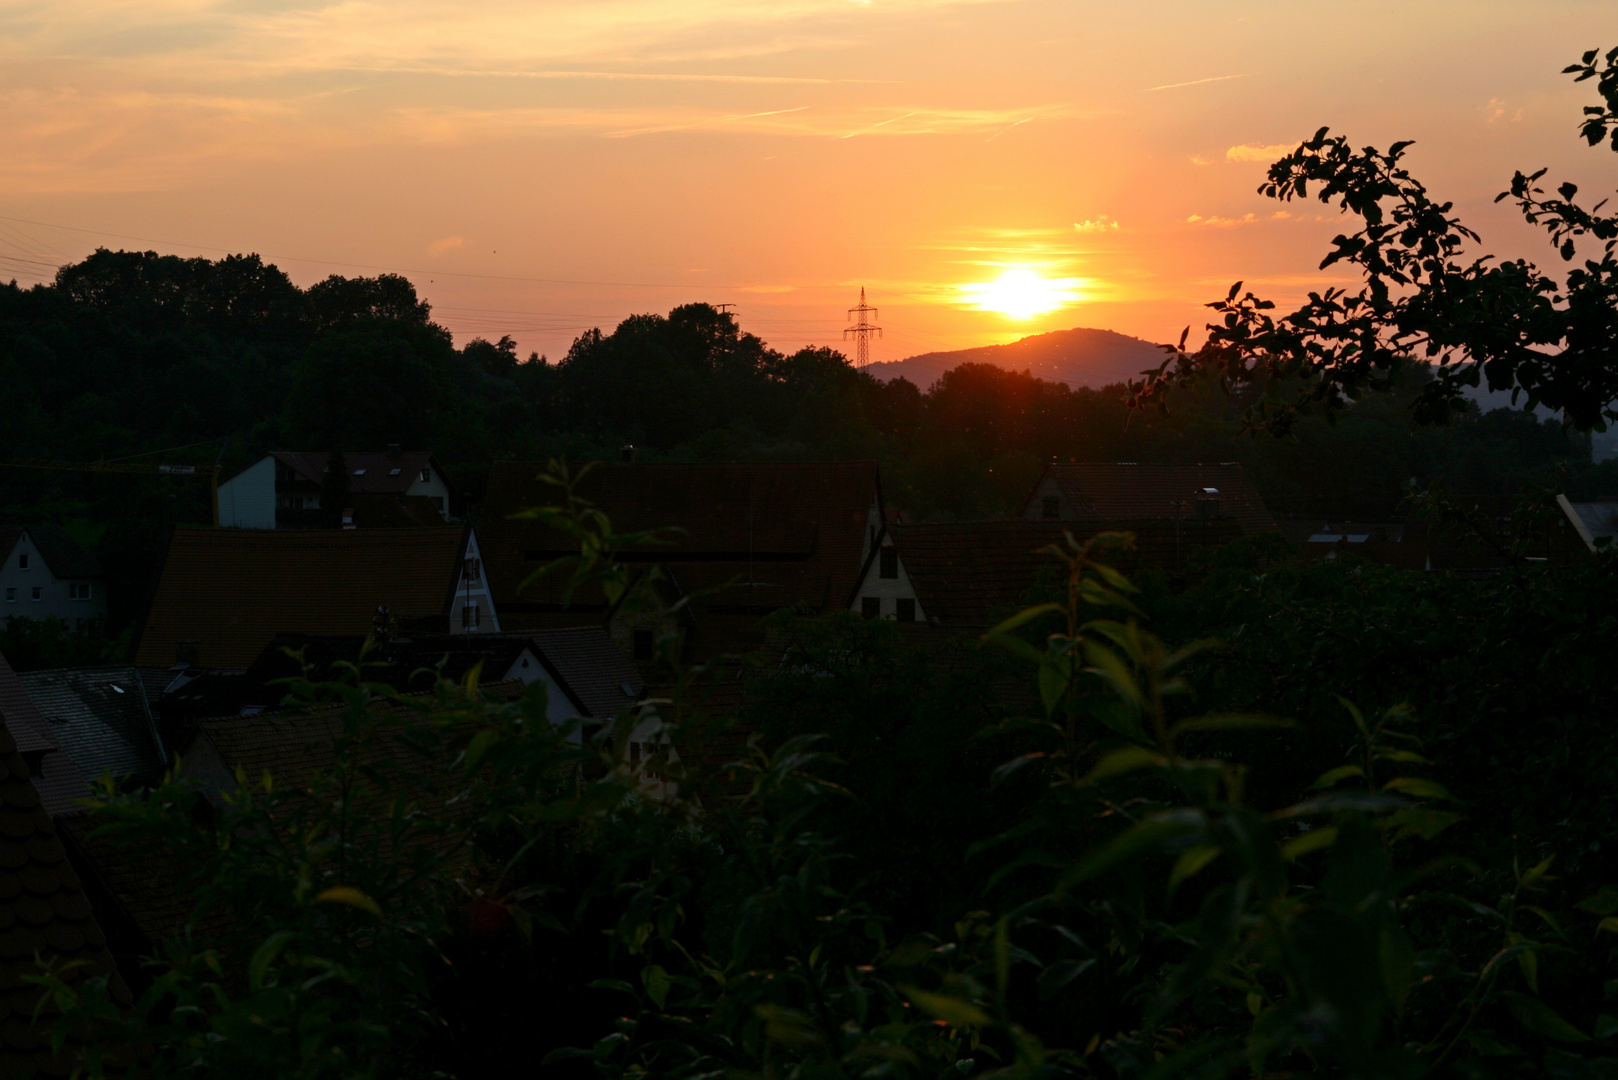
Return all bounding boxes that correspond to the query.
[865,327,1166,390]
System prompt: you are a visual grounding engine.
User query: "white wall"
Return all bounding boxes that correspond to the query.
[849,542,926,622]
[0,533,107,630]
[446,528,501,633]
[218,456,276,529]
[1025,473,1071,521]
[406,465,452,521]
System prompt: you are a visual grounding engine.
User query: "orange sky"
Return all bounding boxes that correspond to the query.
[1,1,1614,363]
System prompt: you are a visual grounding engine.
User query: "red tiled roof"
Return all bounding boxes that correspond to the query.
[0,654,92,817]
[134,526,472,669]
[1029,463,1277,536]
[266,451,448,496]
[889,517,1245,627]
[0,652,130,1076]
[480,461,882,619]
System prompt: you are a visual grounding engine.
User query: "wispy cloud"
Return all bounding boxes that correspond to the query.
[428,235,464,256]
[1073,216,1119,233]
[1186,213,1257,228]
[1226,141,1297,162]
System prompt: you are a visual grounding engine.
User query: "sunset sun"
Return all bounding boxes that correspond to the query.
[959,267,1081,319]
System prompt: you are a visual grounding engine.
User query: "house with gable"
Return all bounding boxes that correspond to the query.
[0,526,108,632]
[850,517,1244,629]
[217,448,453,529]
[479,460,885,663]
[1022,462,1277,536]
[134,524,498,670]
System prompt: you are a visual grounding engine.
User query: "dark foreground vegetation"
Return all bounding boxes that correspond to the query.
[15,43,1618,1080]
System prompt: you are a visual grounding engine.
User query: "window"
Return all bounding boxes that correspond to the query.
[17,553,28,570]
[431,496,446,516]
[420,467,432,482]
[352,468,367,476]
[861,597,881,619]
[464,557,481,583]
[896,598,916,623]
[1041,496,1060,519]
[633,628,654,661]
[69,582,91,600]
[4,588,13,603]
[461,601,480,629]
[388,467,402,476]
[30,587,41,602]
[879,546,898,579]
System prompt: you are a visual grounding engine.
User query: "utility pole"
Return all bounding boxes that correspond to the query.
[843,288,882,370]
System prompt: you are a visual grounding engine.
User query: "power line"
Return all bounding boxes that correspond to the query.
[842,287,882,370]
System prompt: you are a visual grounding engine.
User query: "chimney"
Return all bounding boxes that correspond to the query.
[621,444,636,462]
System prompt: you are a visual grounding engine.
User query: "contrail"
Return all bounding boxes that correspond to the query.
[1146,73,1252,92]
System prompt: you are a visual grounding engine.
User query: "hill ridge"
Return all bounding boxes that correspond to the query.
[866,327,1166,391]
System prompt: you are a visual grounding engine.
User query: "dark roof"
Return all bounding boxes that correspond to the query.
[526,628,643,718]
[18,667,166,788]
[0,652,130,1075]
[0,655,92,818]
[1029,463,1277,536]
[0,527,103,580]
[481,461,881,621]
[135,525,472,669]
[267,451,448,496]
[888,518,1245,626]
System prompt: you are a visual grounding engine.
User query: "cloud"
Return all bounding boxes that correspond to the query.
[1226,142,1297,163]
[1186,213,1257,228]
[1485,97,1523,124]
[428,235,464,256]
[1073,216,1119,233]
[1189,155,1212,166]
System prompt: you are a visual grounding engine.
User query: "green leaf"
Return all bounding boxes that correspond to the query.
[1169,714,1294,737]
[1381,776,1456,801]
[1038,659,1072,716]
[463,729,500,775]
[1595,1014,1618,1040]
[1080,745,1163,786]
[1082,640,1144,709]
[1383,807,1464,843]
[315,887,382,917]
[247,931,296,992]
[1035,958,1095,1001]
[1060,810,1204,888]
[1374,749,1430,764]
[1311,765,1365,790]
[1597,917,1618,937]
[1280,826,1338,860]
[1575,886,1618,916]
[642,964,671,1009]
[983,603,1064,641]
[901,986,992,1028]
[587,978,637,997]
[1502,992,1589,1043]
[1337,696,1368,736]
[1168,845,1221,893]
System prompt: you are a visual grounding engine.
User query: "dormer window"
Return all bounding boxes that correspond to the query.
[389,468,402,476]
[353,468,367,476]
[420,467,432,482]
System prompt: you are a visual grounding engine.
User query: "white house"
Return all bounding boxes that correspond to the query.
[0,527,108,633]
[217,449,453,529]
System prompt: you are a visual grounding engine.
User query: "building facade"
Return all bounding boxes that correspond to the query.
[0,527,108,632]
[217,450,453,529]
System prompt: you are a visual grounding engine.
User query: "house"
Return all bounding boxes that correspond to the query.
[0,651,93,816]
[1558,495,1618,552]
[850,517,1244,628]
[0,650,131,1074]
[479,461,885,662]
[0,526,108,632]
[156,628,644,735]
[18,666,167,790]
[134,524,498,670]
[1022,462,1278,536]
[216,448,453,529]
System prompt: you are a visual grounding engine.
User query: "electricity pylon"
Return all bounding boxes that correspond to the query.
[843,288,882,369]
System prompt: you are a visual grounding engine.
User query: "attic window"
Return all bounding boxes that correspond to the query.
[1202,487,1220,494]
[420,467,432,482]
[353,468,367,476]
[17,554,28,570]
[879,547,898,579]
[1041,496,1060,519]
[389,468,402,476]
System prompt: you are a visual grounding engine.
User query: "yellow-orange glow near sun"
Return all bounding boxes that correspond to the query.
[960,267,1081,319]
